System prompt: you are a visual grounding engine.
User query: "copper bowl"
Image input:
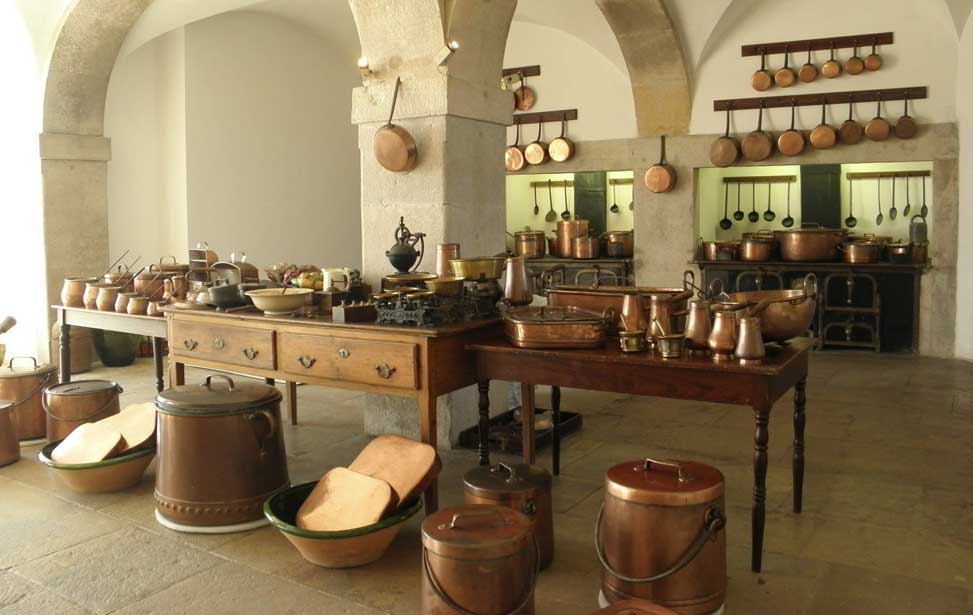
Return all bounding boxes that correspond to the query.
[450,257,505,280]
[264,482,422,568]
[38,440,155,494]
[425,277,465,297]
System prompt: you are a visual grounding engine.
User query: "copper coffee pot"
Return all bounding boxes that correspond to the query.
[708,309,738,361]
[735,316,766,365]
[619,293,648,333]
[647,290,693,341]
[684,299,712,355]
[503,256,533,306]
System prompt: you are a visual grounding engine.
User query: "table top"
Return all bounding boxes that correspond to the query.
[469,335,812,376]
[694,259,926,272]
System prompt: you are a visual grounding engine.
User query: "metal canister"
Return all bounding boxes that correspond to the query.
[598,458,726,615]
[154,375,289,530]
[556,219,589,258]
[0,401,20,467]
[436,243,461,277]
[0,357,57,440]
[422,505,537,615]
[463,462,554,569]
[43,380,122,442]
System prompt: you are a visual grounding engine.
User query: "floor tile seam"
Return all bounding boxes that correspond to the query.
[3,475,103,514]
[4,568,95,614]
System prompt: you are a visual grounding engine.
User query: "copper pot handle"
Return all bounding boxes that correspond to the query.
[595,503,725,584]
[642,457,688,482]
[440,507,509,530]
[203,374,235,391]
[247,409,278,456]
[7,356,38,370]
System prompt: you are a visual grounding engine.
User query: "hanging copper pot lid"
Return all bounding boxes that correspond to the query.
[156,375,281,415]
[422,504,531,560]
[605,458,724,506]
[464,462,551,497]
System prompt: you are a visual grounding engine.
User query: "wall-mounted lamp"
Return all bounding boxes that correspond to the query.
[436,40,460,66]
[358,56,373,76]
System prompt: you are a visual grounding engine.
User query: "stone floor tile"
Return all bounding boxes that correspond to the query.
[0,571,39,609]
[0,587,93,615]
[211,526,307,574]
[724,548,828,615]
[807,562,971,615]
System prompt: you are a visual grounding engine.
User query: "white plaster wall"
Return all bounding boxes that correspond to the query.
[184,11,362,270]
[956,11,973,359]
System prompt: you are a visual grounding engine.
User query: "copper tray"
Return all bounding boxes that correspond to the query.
[503,305,610,349]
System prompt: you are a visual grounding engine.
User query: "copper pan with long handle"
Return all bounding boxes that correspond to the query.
[374,78,418,173]
[741,104,773,162]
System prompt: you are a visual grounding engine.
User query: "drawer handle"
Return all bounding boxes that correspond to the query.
[375,364,396,379]
[338,348,350,359]
[213,338,225,350]
[242,347,259,360]
[183,339,198,351]
[298,355,316,369]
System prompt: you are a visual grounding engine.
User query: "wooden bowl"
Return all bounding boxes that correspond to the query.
[245,288,314,315]
[38,441,155,493]
[264,481,422,568]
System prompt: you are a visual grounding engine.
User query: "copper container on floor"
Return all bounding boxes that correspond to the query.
[422,504,537,615]
[50,324,93,375]
[436,243,461,277]
[598,458,726,615]
[155,375,289,530]
[0,401,20,467]
[557,219,589,258]
[43,380,122,442]
[587,599,679,615]
[464,462,554,570]
[0,357,56,440]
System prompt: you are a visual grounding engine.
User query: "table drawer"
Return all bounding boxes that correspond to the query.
[278,332,418,390]
[171,321,275,370]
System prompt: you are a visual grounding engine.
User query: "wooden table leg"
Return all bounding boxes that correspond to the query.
[551,385,561,475]
[151,337,164,392]
[418,390,439,513]
[793,377,807,514]
[752,403,771,573]
[173,361,185,386]
[58,315,71,384]
[521,383,536,465]
[477,380,490,466]
[286,381,298,426]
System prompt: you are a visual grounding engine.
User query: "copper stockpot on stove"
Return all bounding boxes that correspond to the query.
[600,231,635,258]
[598,458,726,615]
[155,375,289,529]
[464,462,554,570]
[514,231,547,259]
[422,505,538,615]
[573,234,601,259]
[557,219,589,258]
[0,357,56,440]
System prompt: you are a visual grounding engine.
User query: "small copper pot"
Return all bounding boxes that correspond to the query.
[573,235,601,260]
[600,231,634,258]
[514,231,547,259]
[115,291,139,313]
[43,380,122,442]
[96,285,121,312]
[0,401,20,467]
[126,296,149,316]
[557,219,589,258]
[0,357,57,440]
[83,282,111,310]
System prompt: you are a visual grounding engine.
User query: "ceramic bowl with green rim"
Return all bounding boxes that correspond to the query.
[38,440,155,494]
[264,481,422,568]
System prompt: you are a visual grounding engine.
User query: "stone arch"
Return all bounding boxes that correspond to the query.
[595,0,691,136]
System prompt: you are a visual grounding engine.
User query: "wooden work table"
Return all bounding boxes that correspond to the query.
[165,307,501,513]
[469,336,812,573]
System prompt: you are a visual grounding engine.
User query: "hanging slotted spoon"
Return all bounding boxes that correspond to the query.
[545,179,557,222]
[844,177,857,228]
[532,183,539,216]
[889,176,898,220]
[920,175,929,218]
[782,180,795,227]
[561,181,571,220]
[903,176,912,217]
[628,183,634,211]
[719,182,732,229]
[875,177,884,226]
[609,182,620,213]
[733,183,744,221]
[748,182,759,223]
[763,181,776,222]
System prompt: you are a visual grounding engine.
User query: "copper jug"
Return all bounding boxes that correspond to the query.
[735,316,766,365]
[504,256,533,306]
[708,310,738,361]
[620,293,648,333]
[684,300,712,355]
[0,401,20,467]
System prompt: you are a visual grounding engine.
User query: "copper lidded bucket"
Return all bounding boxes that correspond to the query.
[0,401,20,467]
[598,458,726,614]
[463,462,554,570]
[422,504,538,615]
[0,357,57,441]
[43,380,122,442]
[154,375,289,532]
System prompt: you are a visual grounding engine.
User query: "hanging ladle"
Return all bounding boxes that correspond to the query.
[719,182,732,230]
[609,181,620,213]
[889,176,898,220]
[920,175,929,219]
[903,176,912,217]
[532,183,540,216]
[763,181,776,222]
[844,177,857,228]
[782,180,795,228]
[875,177,884,226]
[733,182,744,221]
[561,181,571,220]
[628,183,634,211]
[748,182,759,223]
[545,179,557,222]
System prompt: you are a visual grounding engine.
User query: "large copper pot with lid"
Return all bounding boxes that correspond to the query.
[598,458,726,614]
[773,225,847,261]
[556,219,589,258]
[464,462,554,569]
[422,504,538,615]
[0,357,57,440]
[155,375,289,531]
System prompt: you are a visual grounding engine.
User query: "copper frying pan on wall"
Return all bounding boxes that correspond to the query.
[839,97,863,144]
[505,124,525,172]
[741,104,773,162]
[777,101,805,157]
[709,107,740,167]
[374,78,417,173]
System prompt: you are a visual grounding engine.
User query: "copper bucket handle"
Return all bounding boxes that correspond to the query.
[43,384,123,422]
[423,534,540,615]
[642,457,687,482]
[203,374,236,391]
[440,507,509,530]
[7,356,38,370]
[595,504,725,584]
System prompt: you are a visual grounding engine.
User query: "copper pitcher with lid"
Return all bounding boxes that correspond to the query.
[504,256,534,306]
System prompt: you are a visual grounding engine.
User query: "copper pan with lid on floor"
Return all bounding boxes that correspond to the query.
[0,357,56,441]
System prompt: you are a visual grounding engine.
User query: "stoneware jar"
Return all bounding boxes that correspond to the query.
[0,357,57,440]
[43,380,122,442]
[61,277,96,308]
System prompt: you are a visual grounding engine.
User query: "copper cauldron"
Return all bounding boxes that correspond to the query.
[155,375,289,531]
[0,357,56,440]
[598,458,726,615]
[422,505,537,615]
[464,462,554,570]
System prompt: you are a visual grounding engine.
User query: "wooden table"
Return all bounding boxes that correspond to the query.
[54,306,170,392]
[166,308,500,512]
[470,337,811,573]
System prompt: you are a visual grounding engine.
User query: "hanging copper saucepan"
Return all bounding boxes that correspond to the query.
[644,135,676,193]
[809,102,836,150]
[524,121,547,166]
[774,46,796,88]
[548,116,575,163]
[821,43,842,79]
[839,96,863,145]
[513,74,536,112]
[895,94,918,139]
[751,50,772,92]
[374,77,418,173]
[777,101,805,157]
[741,103,773,162]
[709,107,740,167]
[798,45,818,83]
[505,123,525,172]
[865,95,891,141]
[845,41,865,75]
[865,43,883,71]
